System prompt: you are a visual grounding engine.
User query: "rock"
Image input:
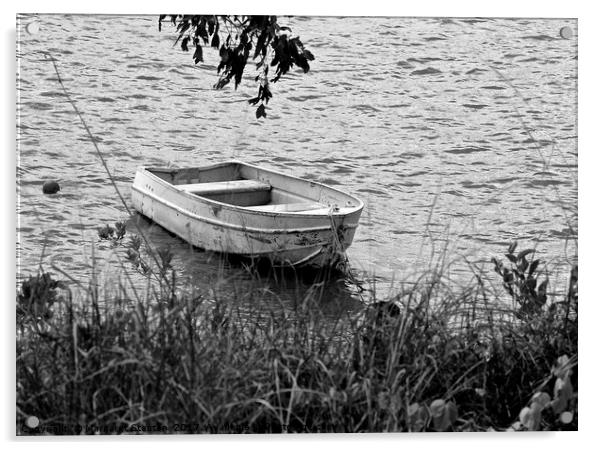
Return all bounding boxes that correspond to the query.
[42,180,60,194]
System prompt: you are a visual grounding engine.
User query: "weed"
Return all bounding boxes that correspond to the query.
[17,272,63,323]
[97,221,127,243]
[15,244,577,434]
[492,241,548,319]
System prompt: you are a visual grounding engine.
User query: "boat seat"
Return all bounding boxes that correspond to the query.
[246,202,326,213]
[178,179,271,196]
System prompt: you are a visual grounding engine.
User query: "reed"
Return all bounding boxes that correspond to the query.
[16,242,577,434]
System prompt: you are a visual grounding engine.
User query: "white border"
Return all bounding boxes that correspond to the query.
[4,1,599,449]
[1,0,586,16]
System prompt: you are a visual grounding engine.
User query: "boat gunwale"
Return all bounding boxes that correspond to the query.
[137,160,364,218]
[131,183,359,235]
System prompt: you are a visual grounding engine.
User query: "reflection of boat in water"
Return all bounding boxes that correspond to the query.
[131,160,364,267]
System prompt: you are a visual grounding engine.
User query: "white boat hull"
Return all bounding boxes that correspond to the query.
[131,161,363,267]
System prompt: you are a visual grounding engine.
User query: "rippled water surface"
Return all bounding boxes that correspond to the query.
[17,15,578,299]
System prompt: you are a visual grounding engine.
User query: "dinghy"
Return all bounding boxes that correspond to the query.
[131,161,364,267]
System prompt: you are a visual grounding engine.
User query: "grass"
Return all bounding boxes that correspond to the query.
[16,240,577,434]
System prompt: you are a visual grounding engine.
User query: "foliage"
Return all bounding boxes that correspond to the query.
[17,272,63,323]
[510,354,577,431]
[16,243,577,434]
[492,241,548,319]
[97,221,126,242]
[160,15,314,119]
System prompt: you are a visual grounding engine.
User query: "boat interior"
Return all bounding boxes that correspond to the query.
[147,164,341,214]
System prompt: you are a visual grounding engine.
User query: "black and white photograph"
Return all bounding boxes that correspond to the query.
[14,4,579,437]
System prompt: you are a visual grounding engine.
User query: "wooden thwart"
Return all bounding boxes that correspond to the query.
[178,179,271,196]
[246,202,326,213]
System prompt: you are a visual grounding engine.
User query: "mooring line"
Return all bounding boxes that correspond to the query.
[45,52,168,285]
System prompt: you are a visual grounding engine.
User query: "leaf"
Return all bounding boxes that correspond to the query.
[429,399,446,417]
[176,20,190,35]
[299,56,310,73]
[214,77,230,89]
[261,84,273,103]
[519,406,531,425]
[445,402,458,424]
[537,279,548,301]
[553,376,573,414]
[254,29,268,59]
[255,104,267,119]
[219,45,228,61]
[552,355,571,378]
[193,45,203,64]
[233,60,246,89]
[560,373,574,399]
[407,403,429,432]
[492,257,505,276]
[198,18,209,43]
[389,394,402,413]
[429,400,457,431]
[530,400,544,415]
[528,259,540,277]
[525,277,537,292]
[181,36,190,52]
[519,405,540,431]
[377,392,388,410]
[211,32,220,49]
[508,241,518,254]
[512,268,523,282]
[505,253,517,263]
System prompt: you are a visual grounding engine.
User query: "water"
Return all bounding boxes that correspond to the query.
[16,15,578,301]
